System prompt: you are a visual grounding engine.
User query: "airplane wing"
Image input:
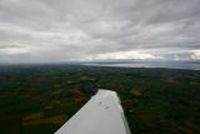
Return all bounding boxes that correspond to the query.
[55,89,131,134]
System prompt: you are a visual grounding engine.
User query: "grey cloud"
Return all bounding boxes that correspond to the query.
[0,44,22,49]
[0,0,200,63]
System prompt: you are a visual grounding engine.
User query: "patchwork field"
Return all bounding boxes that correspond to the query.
[0,64,199,134]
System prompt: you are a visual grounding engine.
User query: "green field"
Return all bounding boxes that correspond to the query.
[0,64,200,134]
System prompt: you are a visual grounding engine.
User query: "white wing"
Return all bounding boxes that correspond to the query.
[55,89,131,134]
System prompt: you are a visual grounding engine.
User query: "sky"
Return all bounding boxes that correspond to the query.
[0,0,200,63]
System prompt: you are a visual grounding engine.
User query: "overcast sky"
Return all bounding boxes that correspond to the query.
[0,0,200,63]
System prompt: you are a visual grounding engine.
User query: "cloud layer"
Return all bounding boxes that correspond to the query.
[0,0,200,63]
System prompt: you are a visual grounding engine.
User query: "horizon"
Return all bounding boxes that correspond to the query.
[0,58,200,64]
[0,59,199,71]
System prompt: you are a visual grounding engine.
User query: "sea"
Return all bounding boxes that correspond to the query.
[83,60,200,71]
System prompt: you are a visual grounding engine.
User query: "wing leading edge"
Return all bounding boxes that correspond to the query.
[55,89,131,134]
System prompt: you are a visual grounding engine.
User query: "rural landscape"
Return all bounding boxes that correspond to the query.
[0,64,199,134]
[1,0,200,133]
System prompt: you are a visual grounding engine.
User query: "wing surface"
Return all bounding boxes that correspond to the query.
[55,89,131,134]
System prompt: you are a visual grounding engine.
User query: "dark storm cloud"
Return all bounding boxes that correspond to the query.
[0,0,200,63]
